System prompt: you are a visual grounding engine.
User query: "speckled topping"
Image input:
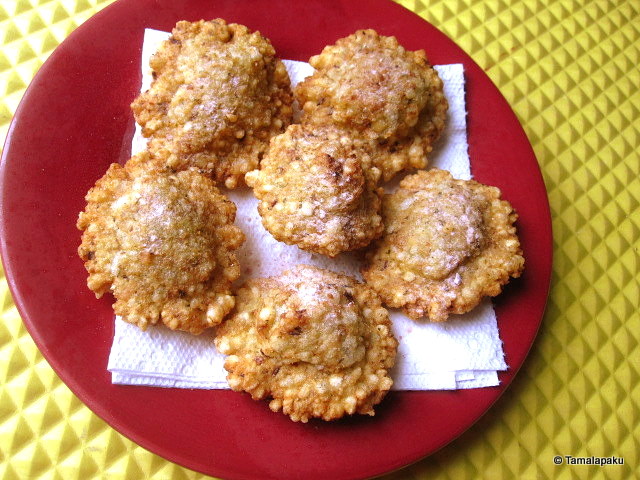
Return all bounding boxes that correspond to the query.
[362,169,524,321]
[245,124,384,257]
[77,152,245,334]
[215,265,397,422]
[295,29,448,180]
[131,19,293,188]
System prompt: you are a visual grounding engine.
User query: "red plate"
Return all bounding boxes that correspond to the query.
[0,0,552,478]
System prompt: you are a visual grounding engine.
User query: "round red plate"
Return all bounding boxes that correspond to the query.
[0,0,552,478]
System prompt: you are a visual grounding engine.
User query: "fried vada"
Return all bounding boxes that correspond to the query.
[215,265,397,422]
[131,19,293,188]
[245,124,384,257]
[295,29,448,181]
[361,169,524,321]
[77,152,245,334]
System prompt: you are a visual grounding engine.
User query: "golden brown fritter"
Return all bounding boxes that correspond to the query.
[295,29,448,181]
[215,265,397,422]
[77,152,245,334]
[245,124,384,257]
[361,169,524,322]
[131,19,293,188]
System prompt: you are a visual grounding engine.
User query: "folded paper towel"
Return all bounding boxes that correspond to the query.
[108,29,508,390]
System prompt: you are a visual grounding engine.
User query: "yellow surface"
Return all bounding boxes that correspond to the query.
[1,0,638,478]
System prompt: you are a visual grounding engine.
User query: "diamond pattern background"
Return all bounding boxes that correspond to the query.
[1,0,638,479]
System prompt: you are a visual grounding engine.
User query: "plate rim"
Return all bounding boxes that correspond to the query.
[0,0,553,478]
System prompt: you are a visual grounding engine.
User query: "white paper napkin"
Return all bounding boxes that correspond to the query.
[108,29,507,390]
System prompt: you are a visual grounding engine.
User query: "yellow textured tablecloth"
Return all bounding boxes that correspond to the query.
[1,0,638,478]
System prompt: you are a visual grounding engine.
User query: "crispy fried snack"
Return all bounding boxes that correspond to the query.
[245,124,384,257]
[77,152,245,334]
[362,169,524,321]
[215,265,397,422]
[131,19,293,188]
[295,29,448,181]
